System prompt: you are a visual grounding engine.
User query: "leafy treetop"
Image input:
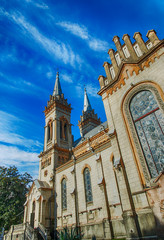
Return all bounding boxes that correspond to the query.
[0,166,33,230]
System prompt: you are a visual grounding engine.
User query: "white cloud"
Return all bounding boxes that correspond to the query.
[0,145,38,165]
[24,0,49,9]
[75,83,99,98]
[0,71,48,98]
[34,3,49,9]
[88,38,109,51]
[57,22,89,40]
[0,110,43,149]
[61,73,73,83]
[46,71,53,79]
[57,21,109,52]
[0,9,81,67]
[0,144,39,179]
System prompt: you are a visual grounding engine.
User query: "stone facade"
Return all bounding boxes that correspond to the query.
[7,30,164,240]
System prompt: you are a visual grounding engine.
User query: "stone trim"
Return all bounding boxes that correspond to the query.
[81,164,91,174]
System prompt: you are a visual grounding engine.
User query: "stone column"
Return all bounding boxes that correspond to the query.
[103,62,113,82]
[108,49,119,75]
[113,36,125,60]
[133,32,148,54]
[98,75,105,89]
[146,29,160,46]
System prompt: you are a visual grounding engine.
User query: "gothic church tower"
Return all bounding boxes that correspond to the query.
[78,88,101,137]
[38,72,72,184]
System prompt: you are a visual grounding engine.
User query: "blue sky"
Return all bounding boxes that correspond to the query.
[0,0,163,178]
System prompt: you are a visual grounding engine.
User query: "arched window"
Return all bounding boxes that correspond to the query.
[60,121,62,139]
[130,90,164,178]
[84,168,93,203]
[64,123,67,140]
[61,178,67,210]
[47,124,50,141]
[47,120,53,142]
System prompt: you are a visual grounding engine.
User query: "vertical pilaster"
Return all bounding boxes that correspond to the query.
[44,126,47,151]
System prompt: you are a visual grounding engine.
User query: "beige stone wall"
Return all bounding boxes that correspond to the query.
[55,144,126,230]
[102,50,164,212]
[56,161,76,228]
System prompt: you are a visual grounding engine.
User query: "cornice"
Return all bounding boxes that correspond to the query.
[44,100,72,116]
[98,40,164,96]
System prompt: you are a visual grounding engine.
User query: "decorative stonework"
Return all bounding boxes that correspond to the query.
[123,82,164,186]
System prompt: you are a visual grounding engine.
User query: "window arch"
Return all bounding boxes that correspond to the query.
[130,90,164,178]
[47,120,53,142]
[84,168,93,203]
[61,178,67,210]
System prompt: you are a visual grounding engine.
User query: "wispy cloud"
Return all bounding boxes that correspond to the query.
[57,21,109,52]
[0,110,41,178]
[0,144,39,178]
[75,83,99,98]
[61,73,73,83]
[25,0,49,9]
[0,144,38,165]
[0,110,43,149]
[0,8,82,67]
[57,22,89,40]
[0,71,48,98]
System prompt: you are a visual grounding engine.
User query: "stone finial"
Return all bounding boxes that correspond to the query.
[146,30,160,46]
[113,36,125,60]
[108,49,119,75]
[122,34,138,61]
[103,62,112,82]
[133,32,148,54]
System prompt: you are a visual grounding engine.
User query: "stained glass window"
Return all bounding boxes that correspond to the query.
[130,90,164,178]
[84,168,93,203]
[61,178,67,210]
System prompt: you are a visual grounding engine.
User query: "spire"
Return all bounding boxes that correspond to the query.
[53,72,62,96]
[84,88,92,112]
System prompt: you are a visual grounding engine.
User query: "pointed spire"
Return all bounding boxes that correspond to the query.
[53,72,62,96]
[84,88,92,112]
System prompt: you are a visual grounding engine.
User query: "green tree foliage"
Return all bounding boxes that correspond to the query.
[0,166,32,230]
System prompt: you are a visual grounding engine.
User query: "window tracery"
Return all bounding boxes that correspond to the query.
[130,90,164,178]
[84,168,93,203]
[61,178,67,210]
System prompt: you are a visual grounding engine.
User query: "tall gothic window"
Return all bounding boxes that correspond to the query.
[47,120,53,142]
[61,178,67,210]
[60,121,62,139]
[84,168,93,203]
[64,123,67,140]
[130,90,164,178]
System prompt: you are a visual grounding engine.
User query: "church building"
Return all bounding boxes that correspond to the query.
[6,30,164,240]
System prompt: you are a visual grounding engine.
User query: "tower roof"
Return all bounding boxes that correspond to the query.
[53,72,62,96]
[84,88,92,112]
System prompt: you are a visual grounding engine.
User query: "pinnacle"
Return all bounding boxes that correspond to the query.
[53,72,62,96]
[84,88,92,112]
